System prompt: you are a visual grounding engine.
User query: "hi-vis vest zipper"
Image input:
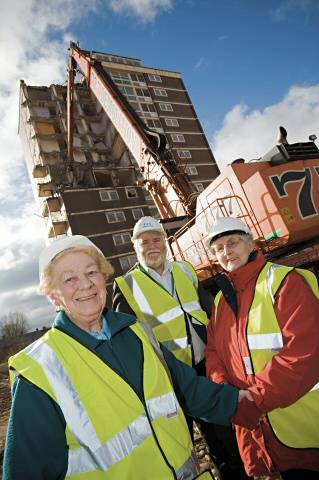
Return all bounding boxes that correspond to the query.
[115,261,208,366]
[215,262,319,448]
[9,323,212,479]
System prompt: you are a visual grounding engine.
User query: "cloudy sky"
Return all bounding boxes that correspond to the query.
[0,0,318,331]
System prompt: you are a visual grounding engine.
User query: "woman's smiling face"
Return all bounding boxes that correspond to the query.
[211,234,254,272]
[49,251,107,331]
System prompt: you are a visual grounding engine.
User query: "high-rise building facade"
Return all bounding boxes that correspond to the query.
[19,50,219,288]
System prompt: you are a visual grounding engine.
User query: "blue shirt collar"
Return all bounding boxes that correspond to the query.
[53,309,136,349]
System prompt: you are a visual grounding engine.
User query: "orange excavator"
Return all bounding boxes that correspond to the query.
[67,43,319,283]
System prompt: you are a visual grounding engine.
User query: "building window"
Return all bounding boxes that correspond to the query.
[99,190,119,201]
[131,73,145,84]
[135,88,151,101]
[195,183,205,192]
[148,74,162,82]
[113,232,131,246]
[131,102,141,113]
[106,211,126,223]
[132,208,144,220]
[177,150,192,159]
[185,165,198,176]
[165,118,179,127]
[153,88,167,97]
[110,72,130,84]
[159,103,173,112]
[145,119,162,130]
[140,103,157,116]
[118,86,135,99]
[119,254,137,270]
[170,134,185,143]
[125,187,138,199]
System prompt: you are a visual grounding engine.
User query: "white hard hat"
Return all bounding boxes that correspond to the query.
[132,216,166,242]
[205,217,251,248]
[39,235,103,280]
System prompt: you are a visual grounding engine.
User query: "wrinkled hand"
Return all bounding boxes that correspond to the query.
[232,390,264,429]
[238,389,254,403]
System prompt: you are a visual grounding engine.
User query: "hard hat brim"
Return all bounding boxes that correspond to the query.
[206,229,249,249]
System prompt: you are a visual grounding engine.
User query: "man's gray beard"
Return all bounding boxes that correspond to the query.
[137,250,167,270]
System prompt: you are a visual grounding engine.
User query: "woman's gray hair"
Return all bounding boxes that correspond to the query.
[39,246,114,295]
[242,232,254,242]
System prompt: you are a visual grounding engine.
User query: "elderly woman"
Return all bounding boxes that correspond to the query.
[3,235,252,480]
[205,217,319,480]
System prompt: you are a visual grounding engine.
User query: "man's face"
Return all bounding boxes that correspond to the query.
[134,232,167,270]
[211,233,254,272]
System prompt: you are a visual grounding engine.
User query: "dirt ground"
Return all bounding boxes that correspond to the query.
[0,363,220,479]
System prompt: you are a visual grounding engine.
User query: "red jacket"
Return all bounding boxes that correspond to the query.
[205,251,319,477]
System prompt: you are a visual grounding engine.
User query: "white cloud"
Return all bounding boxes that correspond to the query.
[0,201,54,328]
[0,287,55,331]
[272,0,319,21]
[0,1,98,92]
[108,0,172,22]
[194,57,209,71]
[212,84,319,170]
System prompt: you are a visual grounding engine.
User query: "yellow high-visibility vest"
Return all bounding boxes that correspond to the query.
[115,261,208,365]
[9,322,213,479]
[215,262,319,448]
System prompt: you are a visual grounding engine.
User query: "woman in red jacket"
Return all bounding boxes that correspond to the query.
[205,217,319,480]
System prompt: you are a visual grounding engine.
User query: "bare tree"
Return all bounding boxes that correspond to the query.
[0,312,29,339]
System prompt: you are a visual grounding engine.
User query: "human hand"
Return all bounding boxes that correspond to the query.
[232,391,263,429]
[238,390,254,403]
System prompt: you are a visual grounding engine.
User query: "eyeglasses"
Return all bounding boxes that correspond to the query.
[212,238,244,255]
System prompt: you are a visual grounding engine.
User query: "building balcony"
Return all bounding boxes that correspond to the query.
[46,211,69,238]
[48,221,69,238]
[42,197,62,217]
[34,121,56,136]
[38,182,54,197]
[32,165,48,178]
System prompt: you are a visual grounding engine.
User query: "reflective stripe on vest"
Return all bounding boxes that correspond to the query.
[247,332,283,351]
[157,301,202,324]
[115,261,208,365]
[214,262,319,449]
[213,291,222,311]
[9,323,198,479]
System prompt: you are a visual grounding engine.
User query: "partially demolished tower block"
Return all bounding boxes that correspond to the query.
[19,50,219,285]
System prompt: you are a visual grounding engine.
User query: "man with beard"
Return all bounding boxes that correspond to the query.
[112,216,248,480]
